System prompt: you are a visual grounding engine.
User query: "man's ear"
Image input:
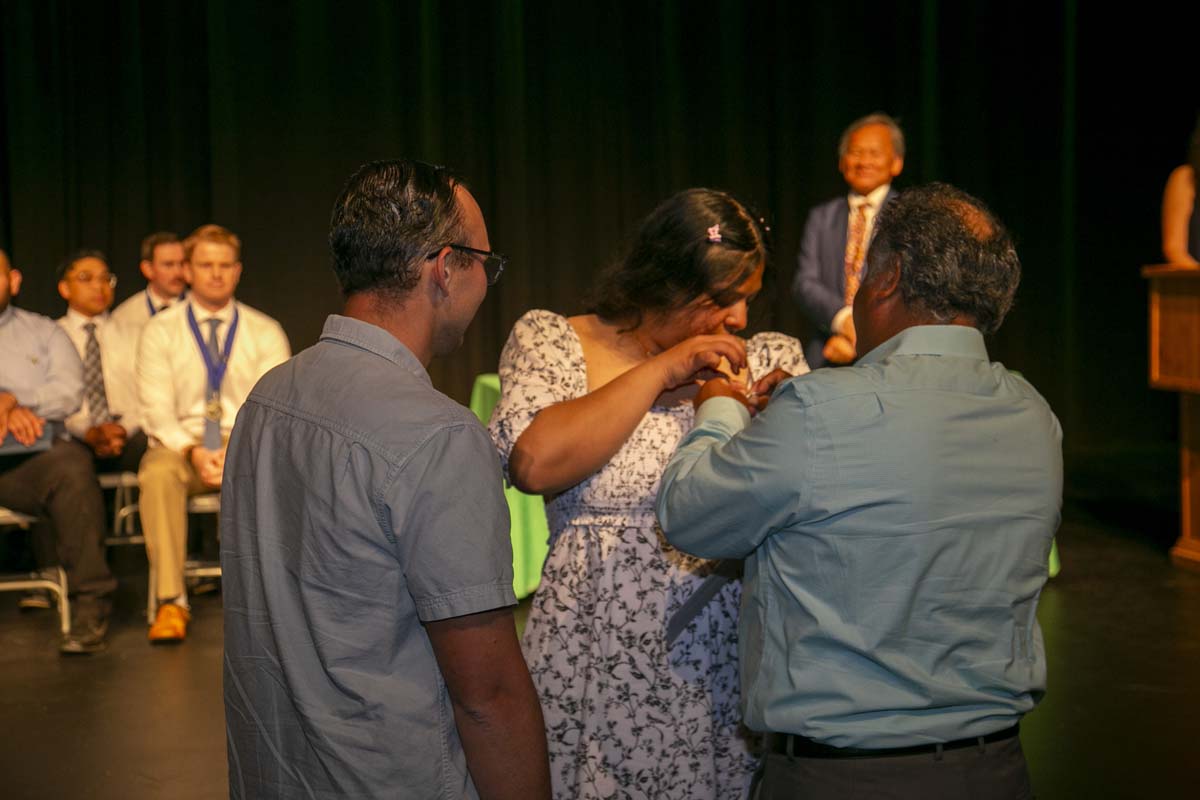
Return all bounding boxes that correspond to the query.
[870,255,902,300]
[10,268,23,296]
[429,246,453,296]
[139,260,154,282]
[58,278,71,302]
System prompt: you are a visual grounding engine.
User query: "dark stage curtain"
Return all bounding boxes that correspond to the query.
[1,0,1195,472]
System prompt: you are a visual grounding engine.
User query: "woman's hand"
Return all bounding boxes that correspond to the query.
[652,334,747,391]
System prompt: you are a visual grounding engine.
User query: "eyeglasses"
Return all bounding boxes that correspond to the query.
[70,272,118,289]
[428,244,507,286]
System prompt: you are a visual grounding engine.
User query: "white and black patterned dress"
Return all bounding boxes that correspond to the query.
[489,310,808,800]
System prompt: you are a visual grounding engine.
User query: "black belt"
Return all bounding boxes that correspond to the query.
[767,723,1019,760]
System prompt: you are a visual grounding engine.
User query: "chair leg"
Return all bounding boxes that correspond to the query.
[55,566,70,635]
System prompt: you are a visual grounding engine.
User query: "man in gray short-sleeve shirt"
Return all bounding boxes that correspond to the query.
[222,160,550,799]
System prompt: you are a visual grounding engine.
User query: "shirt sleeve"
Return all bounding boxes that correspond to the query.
[29,324,83,420]
[487,310,583,479]
[656,384,812,559]
[392,421,516,622]
[138,319,194,453]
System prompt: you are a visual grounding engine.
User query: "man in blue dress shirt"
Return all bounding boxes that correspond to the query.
[657,184,1060,799]
[0,248,117,654]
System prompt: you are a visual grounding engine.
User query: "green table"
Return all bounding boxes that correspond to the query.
[470,374,550,599]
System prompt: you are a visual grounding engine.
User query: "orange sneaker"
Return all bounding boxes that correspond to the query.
[148,603,191,644]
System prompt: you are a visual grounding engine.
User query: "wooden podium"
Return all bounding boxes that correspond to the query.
[1143,264,1200,570]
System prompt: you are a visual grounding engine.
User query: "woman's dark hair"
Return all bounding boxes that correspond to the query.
[589,188,770,329]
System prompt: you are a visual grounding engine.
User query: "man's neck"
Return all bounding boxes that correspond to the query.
[67,306,104,322]
[342,292,434,366]
[191,296,234,315]
[147,286,178,306]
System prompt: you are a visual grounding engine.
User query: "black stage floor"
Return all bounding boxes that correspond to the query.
[1,500,1198,799]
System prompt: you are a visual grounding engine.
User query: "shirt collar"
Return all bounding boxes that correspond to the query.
[147,286,179,308]
[319,314,431,386]
[0,305,13,327]
[849,183,892,209]
[857,324,989,365]
[65,307,108,330]
[189,298,236,324]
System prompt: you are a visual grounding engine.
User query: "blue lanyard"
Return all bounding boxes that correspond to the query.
[186,304,240,395]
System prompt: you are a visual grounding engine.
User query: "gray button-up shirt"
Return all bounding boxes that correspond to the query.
[222,314,516,799]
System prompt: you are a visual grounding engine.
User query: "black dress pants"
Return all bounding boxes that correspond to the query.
[0,438,116,599]
[752,736,1034,800]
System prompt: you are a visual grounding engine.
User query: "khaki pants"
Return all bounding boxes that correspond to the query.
[138,445,217,602]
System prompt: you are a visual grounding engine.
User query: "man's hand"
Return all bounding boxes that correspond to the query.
[835,312,857,346]
[823,334,857,364]
[1,394,46,447]
[85,422,128,458]
[748,368,794,412]
[693,376,757,413]
[189,445,227,488]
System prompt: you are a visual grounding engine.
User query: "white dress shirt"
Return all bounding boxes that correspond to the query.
[57,309,143,439]
[137,299,291,453]
[831,182,893,335]
[111,286,185,334]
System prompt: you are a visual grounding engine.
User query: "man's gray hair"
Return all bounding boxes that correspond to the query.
[838,112,906,159]
[863,183,1020,335]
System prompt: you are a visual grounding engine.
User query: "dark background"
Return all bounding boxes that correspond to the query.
[1,1,1195,517]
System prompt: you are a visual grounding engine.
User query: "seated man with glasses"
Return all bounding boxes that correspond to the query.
[0,248,117,654]
[137,225,290,644]
[56,250,149,474]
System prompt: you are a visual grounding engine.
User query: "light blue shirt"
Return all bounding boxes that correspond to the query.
[0,304,83,420]
[656,325,1062,748]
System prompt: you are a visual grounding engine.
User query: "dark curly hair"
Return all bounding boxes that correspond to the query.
[864,183,1020,335]
[588,188,770,329]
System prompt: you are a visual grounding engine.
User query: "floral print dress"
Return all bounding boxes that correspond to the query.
[489,309,808,800]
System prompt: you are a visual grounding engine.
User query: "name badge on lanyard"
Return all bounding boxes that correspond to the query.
[187,304,240,410]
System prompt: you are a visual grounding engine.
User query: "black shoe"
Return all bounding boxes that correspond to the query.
[60,596,111,656]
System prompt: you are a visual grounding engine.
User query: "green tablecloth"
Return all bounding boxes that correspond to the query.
[470,374,550,599]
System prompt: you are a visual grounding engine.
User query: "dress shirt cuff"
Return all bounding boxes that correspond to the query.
[154,427,197,454]
[694,395,752,433]
[831,306,853,337]
[65,411,90,441]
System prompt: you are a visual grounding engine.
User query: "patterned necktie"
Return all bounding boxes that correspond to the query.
[843,200,870,306]
[82,322,110,426]
[203,318,223,450]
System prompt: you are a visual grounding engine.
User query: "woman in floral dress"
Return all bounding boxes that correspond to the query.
[489,188,808,799]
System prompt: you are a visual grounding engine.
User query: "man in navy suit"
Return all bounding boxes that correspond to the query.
[792,113,905,367]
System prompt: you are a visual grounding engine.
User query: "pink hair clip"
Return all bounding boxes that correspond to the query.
[707,224,721,243]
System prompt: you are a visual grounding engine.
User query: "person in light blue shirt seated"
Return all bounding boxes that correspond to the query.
[0,248,118,655]
[656,183,1061,800]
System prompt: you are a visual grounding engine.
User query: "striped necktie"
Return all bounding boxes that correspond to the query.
[203,318,223,450]
[82,322,111,425]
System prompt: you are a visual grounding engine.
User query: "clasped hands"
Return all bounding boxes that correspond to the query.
[189,445,227,488]
[694,369,792,414]
[85,422,128,458]
[823,314,857,365]
[0,392,45,446]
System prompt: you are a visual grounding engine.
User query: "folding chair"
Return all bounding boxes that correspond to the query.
[0,507,71,634]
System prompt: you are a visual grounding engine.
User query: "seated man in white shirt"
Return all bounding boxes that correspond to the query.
[137,225,290,643]
[57,250,148,473]
[111,231,187,333]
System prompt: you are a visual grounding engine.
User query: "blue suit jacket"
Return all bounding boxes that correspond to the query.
[791,189,897,367]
